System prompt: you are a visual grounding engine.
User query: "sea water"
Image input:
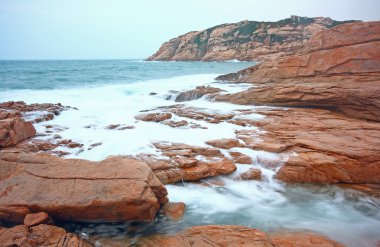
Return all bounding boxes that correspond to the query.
[0,60,379,246]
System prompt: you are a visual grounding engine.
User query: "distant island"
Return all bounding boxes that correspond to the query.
[148,15,358,61]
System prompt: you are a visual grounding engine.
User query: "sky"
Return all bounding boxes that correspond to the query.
[0,0,379,60]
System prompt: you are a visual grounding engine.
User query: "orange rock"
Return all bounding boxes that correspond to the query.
[0,224,92,247]
[138,225,343,247]
[0,152,168,223]
[240,168,262,180]
[0,117,36,147]
[270,231,345,247]
[0,206,30,223]
[24,212,54,227]
[229,151,252,164]
[205,138,242,149]
[162,202,186,220]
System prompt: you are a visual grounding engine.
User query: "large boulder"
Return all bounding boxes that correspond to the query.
[216,21,380,121]
[0,152,168,223]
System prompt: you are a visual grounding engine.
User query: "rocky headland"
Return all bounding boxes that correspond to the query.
[148,15,357,62]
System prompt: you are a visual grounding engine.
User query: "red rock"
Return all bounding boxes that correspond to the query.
[205,138,242,149]
[162,202,186,220]
[135,112,172,122]
[236,108,380,185]
[203,157,237,175]
[138,225,344,246]
[270,231,345,247]
[0,152,168,223]
[229,151,252,164]
[0,206,30,224]
[0,117,36,147]
[240,168,262,180]
[0,224,92,247]
[24,212,54,227]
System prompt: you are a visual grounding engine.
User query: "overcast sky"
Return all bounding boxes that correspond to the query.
[1,0,379,60]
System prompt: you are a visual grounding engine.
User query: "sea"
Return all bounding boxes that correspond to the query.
[0,59,379,247]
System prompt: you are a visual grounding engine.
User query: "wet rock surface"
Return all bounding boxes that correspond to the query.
[175,86,224,102]
[136,142,237,184]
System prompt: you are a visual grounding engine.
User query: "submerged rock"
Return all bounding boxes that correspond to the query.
[0,152,168,223]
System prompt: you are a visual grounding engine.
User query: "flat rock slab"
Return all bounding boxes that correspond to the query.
[138,225,344,247]
[0,152,168,223]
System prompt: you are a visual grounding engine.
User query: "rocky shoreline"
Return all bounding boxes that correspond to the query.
[1,21,380,246]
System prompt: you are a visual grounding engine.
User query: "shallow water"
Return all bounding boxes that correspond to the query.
[1,60,379,247]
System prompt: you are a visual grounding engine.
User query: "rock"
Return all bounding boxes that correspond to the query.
[164,120,189,128]
[0,224,92,247]
[136,144,237,184]
[237,107,380,185]
[162,202,186,220]
[175,86,224,102]
[135,112,172,122]
[0,206,30,224]
[216,21,380,122]
[240,168,262,180]
[148,16,357,62]
[270,232,345,247]
[24,212,54,227]
[229,151,252,164]
[205,138,242,149]
[0,117,36,147]
[0,101,71,123]
[137,225,343,246]
[0,152,168,223]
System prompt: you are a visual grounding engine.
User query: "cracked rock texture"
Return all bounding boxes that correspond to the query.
[216,21,380,122]
[138,225,344,247]
[0,152,168,223]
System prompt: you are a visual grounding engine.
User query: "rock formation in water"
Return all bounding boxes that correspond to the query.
[216,21,380,187]
[148,15,357,61]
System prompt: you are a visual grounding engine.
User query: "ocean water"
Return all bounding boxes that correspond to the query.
[1,60,379,247]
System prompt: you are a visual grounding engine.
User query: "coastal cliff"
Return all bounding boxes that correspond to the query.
[148,15,357,61]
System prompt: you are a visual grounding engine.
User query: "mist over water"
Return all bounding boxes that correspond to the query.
[1,60,379,247]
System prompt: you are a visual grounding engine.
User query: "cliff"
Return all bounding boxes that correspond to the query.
[148,15,358,61]
[216,21,380,122]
